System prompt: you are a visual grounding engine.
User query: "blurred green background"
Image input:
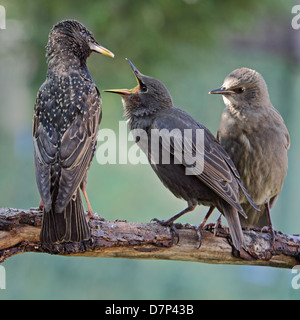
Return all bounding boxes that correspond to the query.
[0,0,300,300]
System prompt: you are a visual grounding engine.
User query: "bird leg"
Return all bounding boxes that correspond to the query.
[261,202,276,245]
[197,206,216,231]
[39,199,44,211]
[214,213,223,236]
[198,211,224,242]
[194,206,216,248]
[80,184,96,221]
[151,203,197,244]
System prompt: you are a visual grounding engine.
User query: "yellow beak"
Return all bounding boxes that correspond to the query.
[104,85,140,96]
[89,42,115,58]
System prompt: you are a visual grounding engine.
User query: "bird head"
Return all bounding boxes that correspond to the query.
[209,68,270,111]
[46,20,114,63]
[104,59,173,118]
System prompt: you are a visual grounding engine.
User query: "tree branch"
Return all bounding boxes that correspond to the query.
[0,207,299,268]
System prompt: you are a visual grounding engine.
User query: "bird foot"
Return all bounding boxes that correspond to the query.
[202,220,224,237]
[86,210,99,222]
[192,226,203,249]
[151,218,180,244]
[214,223,224,238]
[261,225,276,246]
[194,217,225,249]
[203,223,215,232]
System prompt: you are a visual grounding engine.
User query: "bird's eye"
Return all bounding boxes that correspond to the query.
[140,83,147,92]
[233,87,245,94]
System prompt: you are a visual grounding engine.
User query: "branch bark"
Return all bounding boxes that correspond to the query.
[0,207,299,268]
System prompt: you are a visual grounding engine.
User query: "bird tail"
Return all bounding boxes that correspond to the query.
[222,203,246,251]
[40,188,90,244]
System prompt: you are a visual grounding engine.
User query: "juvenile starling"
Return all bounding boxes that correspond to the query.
[209,68,290,238]
[33,20,114,244]
[105,60,259,251]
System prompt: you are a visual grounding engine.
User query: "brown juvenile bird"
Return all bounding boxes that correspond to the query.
[33,20,114,243]
[105,60,259,251]
[209,68,290,238]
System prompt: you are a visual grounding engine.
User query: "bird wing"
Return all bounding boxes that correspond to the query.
[151,108,246,216]
[273,107,290,150]
[33,112,57,212]
[33,78,102,213]
[55,85,102,211]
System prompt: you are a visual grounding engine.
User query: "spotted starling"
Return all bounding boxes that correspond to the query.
[209,68,290,239]
[105,60,259,251]
[33,20,114,244]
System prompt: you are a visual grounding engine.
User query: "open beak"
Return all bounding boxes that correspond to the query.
[104,59,142,96]
[104,87,139,95]
[209,87,235,95]
[89,42,115,58]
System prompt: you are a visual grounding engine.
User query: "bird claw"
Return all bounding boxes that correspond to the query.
[261,226,276,246]
[213,214,223,236]
[151,218,180,244]
[92,211,99,218]
[195,227,203,249]
[86,210,99,222]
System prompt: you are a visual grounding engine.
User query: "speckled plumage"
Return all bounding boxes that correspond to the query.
[211,68,290,228]
[33,20,113,243]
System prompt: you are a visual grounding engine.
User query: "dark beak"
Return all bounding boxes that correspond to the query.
[126,58,141,77]
[209,87,235,95]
